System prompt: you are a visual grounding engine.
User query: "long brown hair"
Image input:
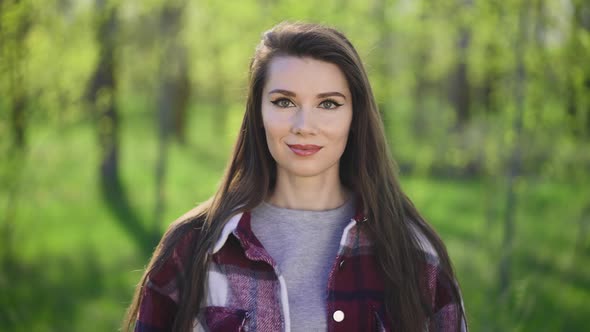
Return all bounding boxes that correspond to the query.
[124,21,466,332]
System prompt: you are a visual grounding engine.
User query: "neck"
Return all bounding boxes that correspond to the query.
[268,169,349,211]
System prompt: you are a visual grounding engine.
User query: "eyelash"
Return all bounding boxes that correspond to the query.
[270,98,343,109]
[270,98,295,108]
[319,99,343,109]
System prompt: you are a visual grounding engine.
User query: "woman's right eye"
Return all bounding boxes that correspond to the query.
[271,98,295,108]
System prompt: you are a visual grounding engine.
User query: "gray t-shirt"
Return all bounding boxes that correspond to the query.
[250,197,355,332]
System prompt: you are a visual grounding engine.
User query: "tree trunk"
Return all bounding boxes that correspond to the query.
[87,0,120,189]
[570,0,590,267]
[154,0,190,226]
[372,0,394,143]
[499,0,529,295]
[1,0,30,265]
[86,0,157,256]
[448,24,471,129]
[2,0,30,149]
[575,0,590,134]
[211,43,227,137]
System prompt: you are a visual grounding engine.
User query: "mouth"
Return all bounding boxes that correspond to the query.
[287,144,323,157]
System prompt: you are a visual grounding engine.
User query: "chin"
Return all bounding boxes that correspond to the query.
[280,164,336,178]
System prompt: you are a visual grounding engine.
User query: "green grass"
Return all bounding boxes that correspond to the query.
[0,105,588,331]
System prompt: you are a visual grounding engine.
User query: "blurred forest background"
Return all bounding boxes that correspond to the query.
[1,0,589,331]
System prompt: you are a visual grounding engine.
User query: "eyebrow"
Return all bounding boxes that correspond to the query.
[268,89,347,100]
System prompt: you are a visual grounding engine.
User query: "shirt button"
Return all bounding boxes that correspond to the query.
[339,259,345,269]
[333,310,345,322]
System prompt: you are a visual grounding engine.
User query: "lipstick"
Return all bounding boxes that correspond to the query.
[288,144,322,156]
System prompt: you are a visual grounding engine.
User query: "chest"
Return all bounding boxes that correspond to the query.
[195,233,389,332]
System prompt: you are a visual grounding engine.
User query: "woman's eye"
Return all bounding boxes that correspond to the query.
[271,98,295,108]
[319,100,342,109]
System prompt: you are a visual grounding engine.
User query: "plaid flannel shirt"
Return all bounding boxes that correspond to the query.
[135,206,465,332]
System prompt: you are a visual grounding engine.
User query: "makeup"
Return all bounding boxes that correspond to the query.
[288,144,322,156]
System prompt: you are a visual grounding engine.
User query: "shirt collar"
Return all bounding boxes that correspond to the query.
[210,198,367,255]
[211,211,277,267]
[211,212,243,254]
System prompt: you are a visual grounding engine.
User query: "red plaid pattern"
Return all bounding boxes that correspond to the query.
[135,207,465,332]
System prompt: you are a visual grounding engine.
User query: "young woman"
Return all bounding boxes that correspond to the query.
[124,22,467,332]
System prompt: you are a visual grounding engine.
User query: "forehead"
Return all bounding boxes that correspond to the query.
[263,56,350,95]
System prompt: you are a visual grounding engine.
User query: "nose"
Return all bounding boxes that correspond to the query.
[291,108,317,135]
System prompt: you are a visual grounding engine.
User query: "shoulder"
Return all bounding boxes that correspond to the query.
[135,215,204,331]
[408,221,467,330]
[408,221,439,263]
[147,212,204,298]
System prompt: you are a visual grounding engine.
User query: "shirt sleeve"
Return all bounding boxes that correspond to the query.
[135,227,197,332]
[135,283,178,332]
[427,264,467,332]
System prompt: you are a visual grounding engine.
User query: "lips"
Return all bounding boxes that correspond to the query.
[287,144,322,156]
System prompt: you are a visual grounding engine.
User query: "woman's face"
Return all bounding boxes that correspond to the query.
[261,56,353,180]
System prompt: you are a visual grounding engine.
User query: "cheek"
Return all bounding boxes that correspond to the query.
[340,120,353,138]
[329,113,353,142]
[261,111,286,146]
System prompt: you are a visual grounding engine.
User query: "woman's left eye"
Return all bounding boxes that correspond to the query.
[319,100,342,109]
